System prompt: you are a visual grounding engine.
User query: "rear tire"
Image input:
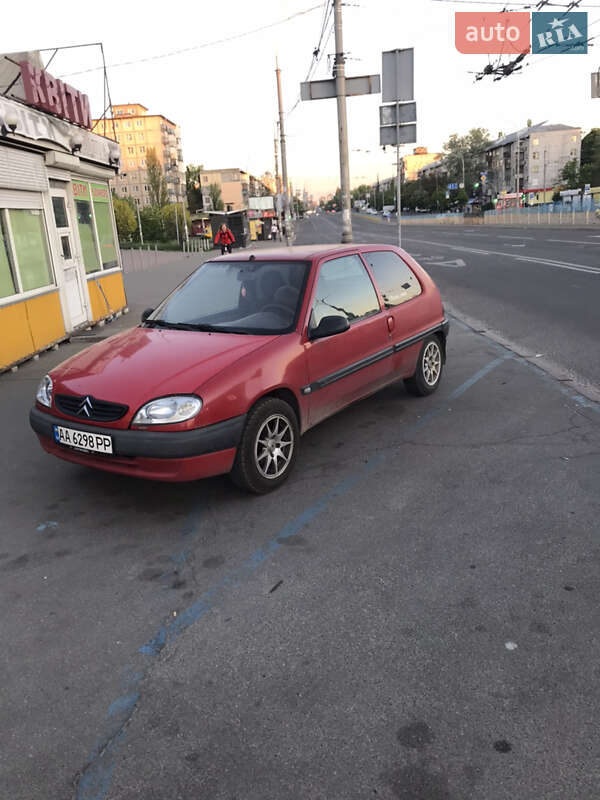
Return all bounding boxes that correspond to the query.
[404,335,443,396]
[230,397,299,494]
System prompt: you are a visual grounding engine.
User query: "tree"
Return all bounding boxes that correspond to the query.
[112,193,136,241]
[186,164,204,212]
[559,159,580,189]
[208,182,224,211]
[443,128,491,197]
[139,205,164,241]
[147,148,168,207]
[160,204,192,241]
[351,184,371,203]
[580,128,600,187]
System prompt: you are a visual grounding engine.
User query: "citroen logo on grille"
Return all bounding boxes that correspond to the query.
[78,396,94,417]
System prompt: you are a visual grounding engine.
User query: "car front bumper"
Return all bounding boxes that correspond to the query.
[29,406,246,482]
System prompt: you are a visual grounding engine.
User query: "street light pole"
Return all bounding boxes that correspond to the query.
[136,200,144,246]
[333,0,352,243]
[396,146,402,248]
[275,58,290,246]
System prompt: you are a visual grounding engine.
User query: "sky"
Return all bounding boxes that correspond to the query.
[2,0,599,197]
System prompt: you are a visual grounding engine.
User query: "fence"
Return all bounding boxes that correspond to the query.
[484,200,600,226]
[384,200,600,227]
[119,239,215,273]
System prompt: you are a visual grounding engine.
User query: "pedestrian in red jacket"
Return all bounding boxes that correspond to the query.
[215,224,235,254]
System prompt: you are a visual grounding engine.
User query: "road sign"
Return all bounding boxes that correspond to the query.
[301,74,381,101]
[447,182,458,190]
[379,102,417,126]
[592,71,600,98]
[379,123,417,147]
[382,48,414,102]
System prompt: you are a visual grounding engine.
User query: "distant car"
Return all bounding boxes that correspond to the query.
[30,245,448,493]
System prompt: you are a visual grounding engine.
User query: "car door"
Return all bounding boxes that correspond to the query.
[303,253,392,427]
[360,249,432,377]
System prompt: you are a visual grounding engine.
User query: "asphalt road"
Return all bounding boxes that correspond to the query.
[2,238,600,800]
[298,213,600,400]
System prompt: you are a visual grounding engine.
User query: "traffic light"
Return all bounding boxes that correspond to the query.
[473,181,480,189]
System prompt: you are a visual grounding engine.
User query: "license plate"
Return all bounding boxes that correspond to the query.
[53,425,113,455]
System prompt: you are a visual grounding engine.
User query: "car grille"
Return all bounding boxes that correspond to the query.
[55,394,128,423]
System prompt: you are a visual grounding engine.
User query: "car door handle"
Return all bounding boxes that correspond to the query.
[387,316,394,333]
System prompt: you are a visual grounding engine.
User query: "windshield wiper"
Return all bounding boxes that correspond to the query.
[145,319,222,332]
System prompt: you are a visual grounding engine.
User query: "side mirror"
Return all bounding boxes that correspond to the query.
[141,308,154,323]
[309,314,350,340]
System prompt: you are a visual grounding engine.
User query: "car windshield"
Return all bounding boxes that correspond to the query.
[146,259,310,335]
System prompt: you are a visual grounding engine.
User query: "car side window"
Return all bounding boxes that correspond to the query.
[311,254,380,329]
[362,250,422,308]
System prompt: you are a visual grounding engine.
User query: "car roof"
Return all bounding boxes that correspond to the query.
[211,243,398,262]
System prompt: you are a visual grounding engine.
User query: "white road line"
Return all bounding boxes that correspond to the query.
[498,235,535,240]
[404,237,600,275]
[547,239,600,245]
[510,244,526,247]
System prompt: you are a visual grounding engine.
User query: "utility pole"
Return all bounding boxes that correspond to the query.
[274,127,281,194]
[136,200,144,246]
[181,198,189,247]
[333,0,352,243]
[275,58,290,246]
[543,149,547,206]
[515,129,520,204]
[395,148,402,247]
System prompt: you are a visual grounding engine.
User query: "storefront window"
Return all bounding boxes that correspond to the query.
[8,209,53,292]
[91,183,118,269]
[72,181,100,273]
[0,212,17,298]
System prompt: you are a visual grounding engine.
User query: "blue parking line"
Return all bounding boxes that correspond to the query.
[75,355,508,800]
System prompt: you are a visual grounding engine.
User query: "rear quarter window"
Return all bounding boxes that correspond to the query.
[362,250,422,308]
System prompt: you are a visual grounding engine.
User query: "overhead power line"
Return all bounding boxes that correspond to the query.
[431,0,600,6]
[288,0,335,115]
[59,4,323,78]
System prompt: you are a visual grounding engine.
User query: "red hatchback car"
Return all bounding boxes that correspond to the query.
[30,245,448,493]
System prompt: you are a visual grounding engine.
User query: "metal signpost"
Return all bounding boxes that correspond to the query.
[380,48,416,249]
[592,69,600,98]
[300,0,381,243]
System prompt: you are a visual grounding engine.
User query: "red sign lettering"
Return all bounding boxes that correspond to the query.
[19,61,93,130]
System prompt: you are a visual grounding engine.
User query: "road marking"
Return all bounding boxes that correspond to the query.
[498,235,535,240]
[405,237,600,275]
[430,258,466,267]
[510,244,526,247]
[547,238,600,245]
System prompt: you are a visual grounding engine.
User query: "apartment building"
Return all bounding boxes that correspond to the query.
[93,103,185,206]
[402,147,442,182]
[485,123,581,200]
[198,168,271,212]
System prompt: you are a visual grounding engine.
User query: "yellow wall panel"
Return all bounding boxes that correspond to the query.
[25,291,66,350]
[87,272,127,322]
[0,301,36,369]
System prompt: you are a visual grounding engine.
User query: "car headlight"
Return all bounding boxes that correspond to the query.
[132,395,202,425]
[36,374,53,408]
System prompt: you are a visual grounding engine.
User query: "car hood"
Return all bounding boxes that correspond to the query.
[52,326,277,406]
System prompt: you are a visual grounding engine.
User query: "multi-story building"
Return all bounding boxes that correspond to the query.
[260,171,276,193]
[417,160,447,182]
[93,103,185,207]
[198,168,271,212]
[402,147,442,182]
[485,123,581,201]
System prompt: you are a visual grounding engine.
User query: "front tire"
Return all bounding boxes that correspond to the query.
[230,398,299,493]
[404,335,443,396]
